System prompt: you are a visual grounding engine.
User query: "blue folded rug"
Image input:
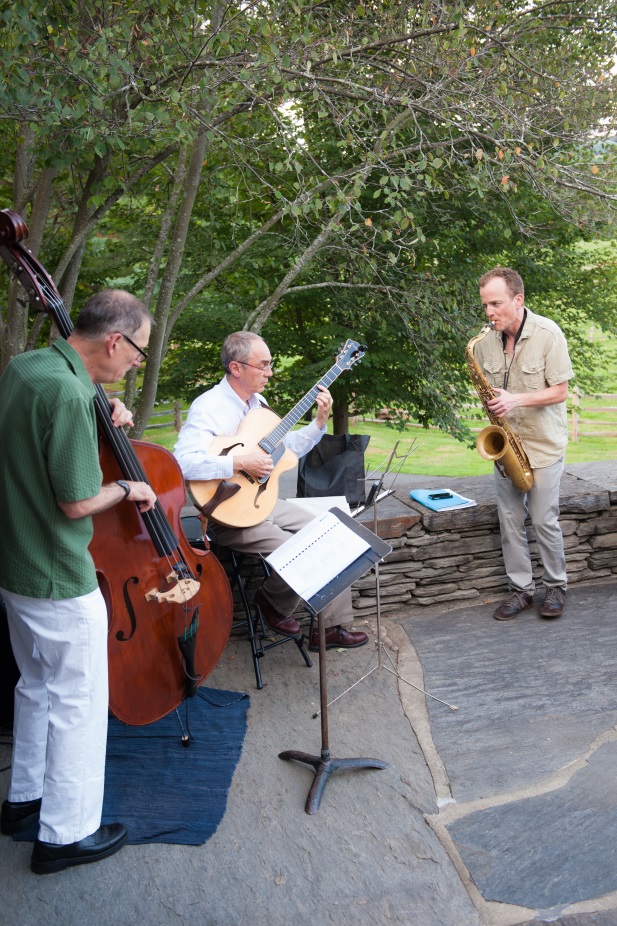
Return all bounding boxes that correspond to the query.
[15,687,250,846]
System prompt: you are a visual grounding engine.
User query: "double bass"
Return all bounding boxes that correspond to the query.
[0,209,233,726]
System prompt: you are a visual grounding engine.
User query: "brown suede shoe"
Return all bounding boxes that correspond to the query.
[540,587,566,619]
[309,625,368,652]
[493,590,534,621]
[254,589,301,637]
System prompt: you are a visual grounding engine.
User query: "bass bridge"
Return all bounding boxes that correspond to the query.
[145,562,200,605]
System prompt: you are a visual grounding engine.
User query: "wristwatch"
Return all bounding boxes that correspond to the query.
[116,479,131,499]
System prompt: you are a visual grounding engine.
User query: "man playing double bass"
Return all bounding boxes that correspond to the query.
[174,331,368,651]
[0,290,156,874]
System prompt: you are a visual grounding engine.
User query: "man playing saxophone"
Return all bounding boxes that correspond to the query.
[475,267,574,621]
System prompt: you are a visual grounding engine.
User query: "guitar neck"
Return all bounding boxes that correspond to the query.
[258,363,345,454]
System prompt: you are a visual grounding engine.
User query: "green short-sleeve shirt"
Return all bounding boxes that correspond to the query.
[0,339,103,599]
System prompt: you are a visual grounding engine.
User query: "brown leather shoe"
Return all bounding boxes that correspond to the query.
[540,587,566,619]
[309,625,369,652]
[493,590,534,621]
[254,590,301,637]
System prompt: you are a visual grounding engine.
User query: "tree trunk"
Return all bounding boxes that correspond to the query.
[244,216,340,333]
[142,147,188,310]
[332,401,349,435]
[57,154,111,313]
[1,126,37,371]
[124,148,190,415]
[131,133,209,438]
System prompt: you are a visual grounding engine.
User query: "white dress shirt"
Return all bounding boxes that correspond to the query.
[174,376,327,481]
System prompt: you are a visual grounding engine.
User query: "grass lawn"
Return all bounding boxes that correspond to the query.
[128,330,617,477]
[140,395,617,478]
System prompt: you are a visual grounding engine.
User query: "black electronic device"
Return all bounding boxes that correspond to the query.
[428,491,453,500]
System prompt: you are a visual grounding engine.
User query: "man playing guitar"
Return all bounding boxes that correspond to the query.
[174,331,368,650]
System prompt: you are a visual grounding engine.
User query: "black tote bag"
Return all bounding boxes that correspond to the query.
[297,433,370,507]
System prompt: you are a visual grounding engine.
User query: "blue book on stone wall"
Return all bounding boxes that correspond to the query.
[409,489,477,512]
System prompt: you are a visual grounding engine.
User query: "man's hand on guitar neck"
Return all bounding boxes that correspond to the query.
[233,449,274,480]
[314,385,333,429]
[227,386,332,482]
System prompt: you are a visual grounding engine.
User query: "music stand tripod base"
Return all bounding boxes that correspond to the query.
[278,587,389,815]
[279,748,388,815]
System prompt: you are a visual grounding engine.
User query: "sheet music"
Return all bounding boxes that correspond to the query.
[266,510,371,602]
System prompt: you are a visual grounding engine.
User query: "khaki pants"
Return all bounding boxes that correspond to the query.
[494,458,567,593]
[211,499,353,628]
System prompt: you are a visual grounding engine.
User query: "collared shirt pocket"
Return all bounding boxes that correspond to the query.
[482,357,504,389]
[520,359,546,390]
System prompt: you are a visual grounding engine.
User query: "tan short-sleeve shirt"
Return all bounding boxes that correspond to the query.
[472,308,574,469]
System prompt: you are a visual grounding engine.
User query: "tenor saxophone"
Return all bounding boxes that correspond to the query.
[466,324,534,492]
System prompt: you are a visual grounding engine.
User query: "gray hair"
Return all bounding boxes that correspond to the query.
[73,289,151,339]
[221,331,265,373]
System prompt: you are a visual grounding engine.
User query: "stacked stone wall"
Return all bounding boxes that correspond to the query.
[352,477,617,614]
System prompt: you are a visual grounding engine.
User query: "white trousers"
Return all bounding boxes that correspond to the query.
[2,586,109,845]
[493,458,567,593]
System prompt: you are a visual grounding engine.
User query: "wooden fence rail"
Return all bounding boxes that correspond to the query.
[144,401,183,432]
[106,393,185,433]
[146,402,182,431]
[570,388,617,442]
[378,391,617,443]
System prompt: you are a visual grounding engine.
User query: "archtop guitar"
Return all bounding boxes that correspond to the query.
[188,339,365,528]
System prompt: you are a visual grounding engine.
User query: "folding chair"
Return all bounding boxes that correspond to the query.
[181,514,313,689]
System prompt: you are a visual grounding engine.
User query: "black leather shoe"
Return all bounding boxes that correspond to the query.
[540,587,566,619]
[1,798,42,835]
[254,589,301,636]
[31,823,128,874]
[309,625,369,652]
[493,590,534,621]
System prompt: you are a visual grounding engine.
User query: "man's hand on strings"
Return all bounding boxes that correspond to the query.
[109,397,134,429]
[234,450,274,480]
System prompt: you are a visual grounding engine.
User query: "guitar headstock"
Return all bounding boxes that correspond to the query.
[335,339,366,370]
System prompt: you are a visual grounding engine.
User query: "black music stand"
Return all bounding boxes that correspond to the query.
[277,508,392,814]
[320,441,458,716]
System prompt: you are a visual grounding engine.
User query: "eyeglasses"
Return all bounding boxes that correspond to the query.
[237,360,275,373]
[119,332,149,361]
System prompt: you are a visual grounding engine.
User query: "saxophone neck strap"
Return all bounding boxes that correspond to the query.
[502,308,527,391]
[502,307,527,352]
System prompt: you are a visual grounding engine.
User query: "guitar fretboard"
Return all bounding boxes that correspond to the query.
[258,362,346,454]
